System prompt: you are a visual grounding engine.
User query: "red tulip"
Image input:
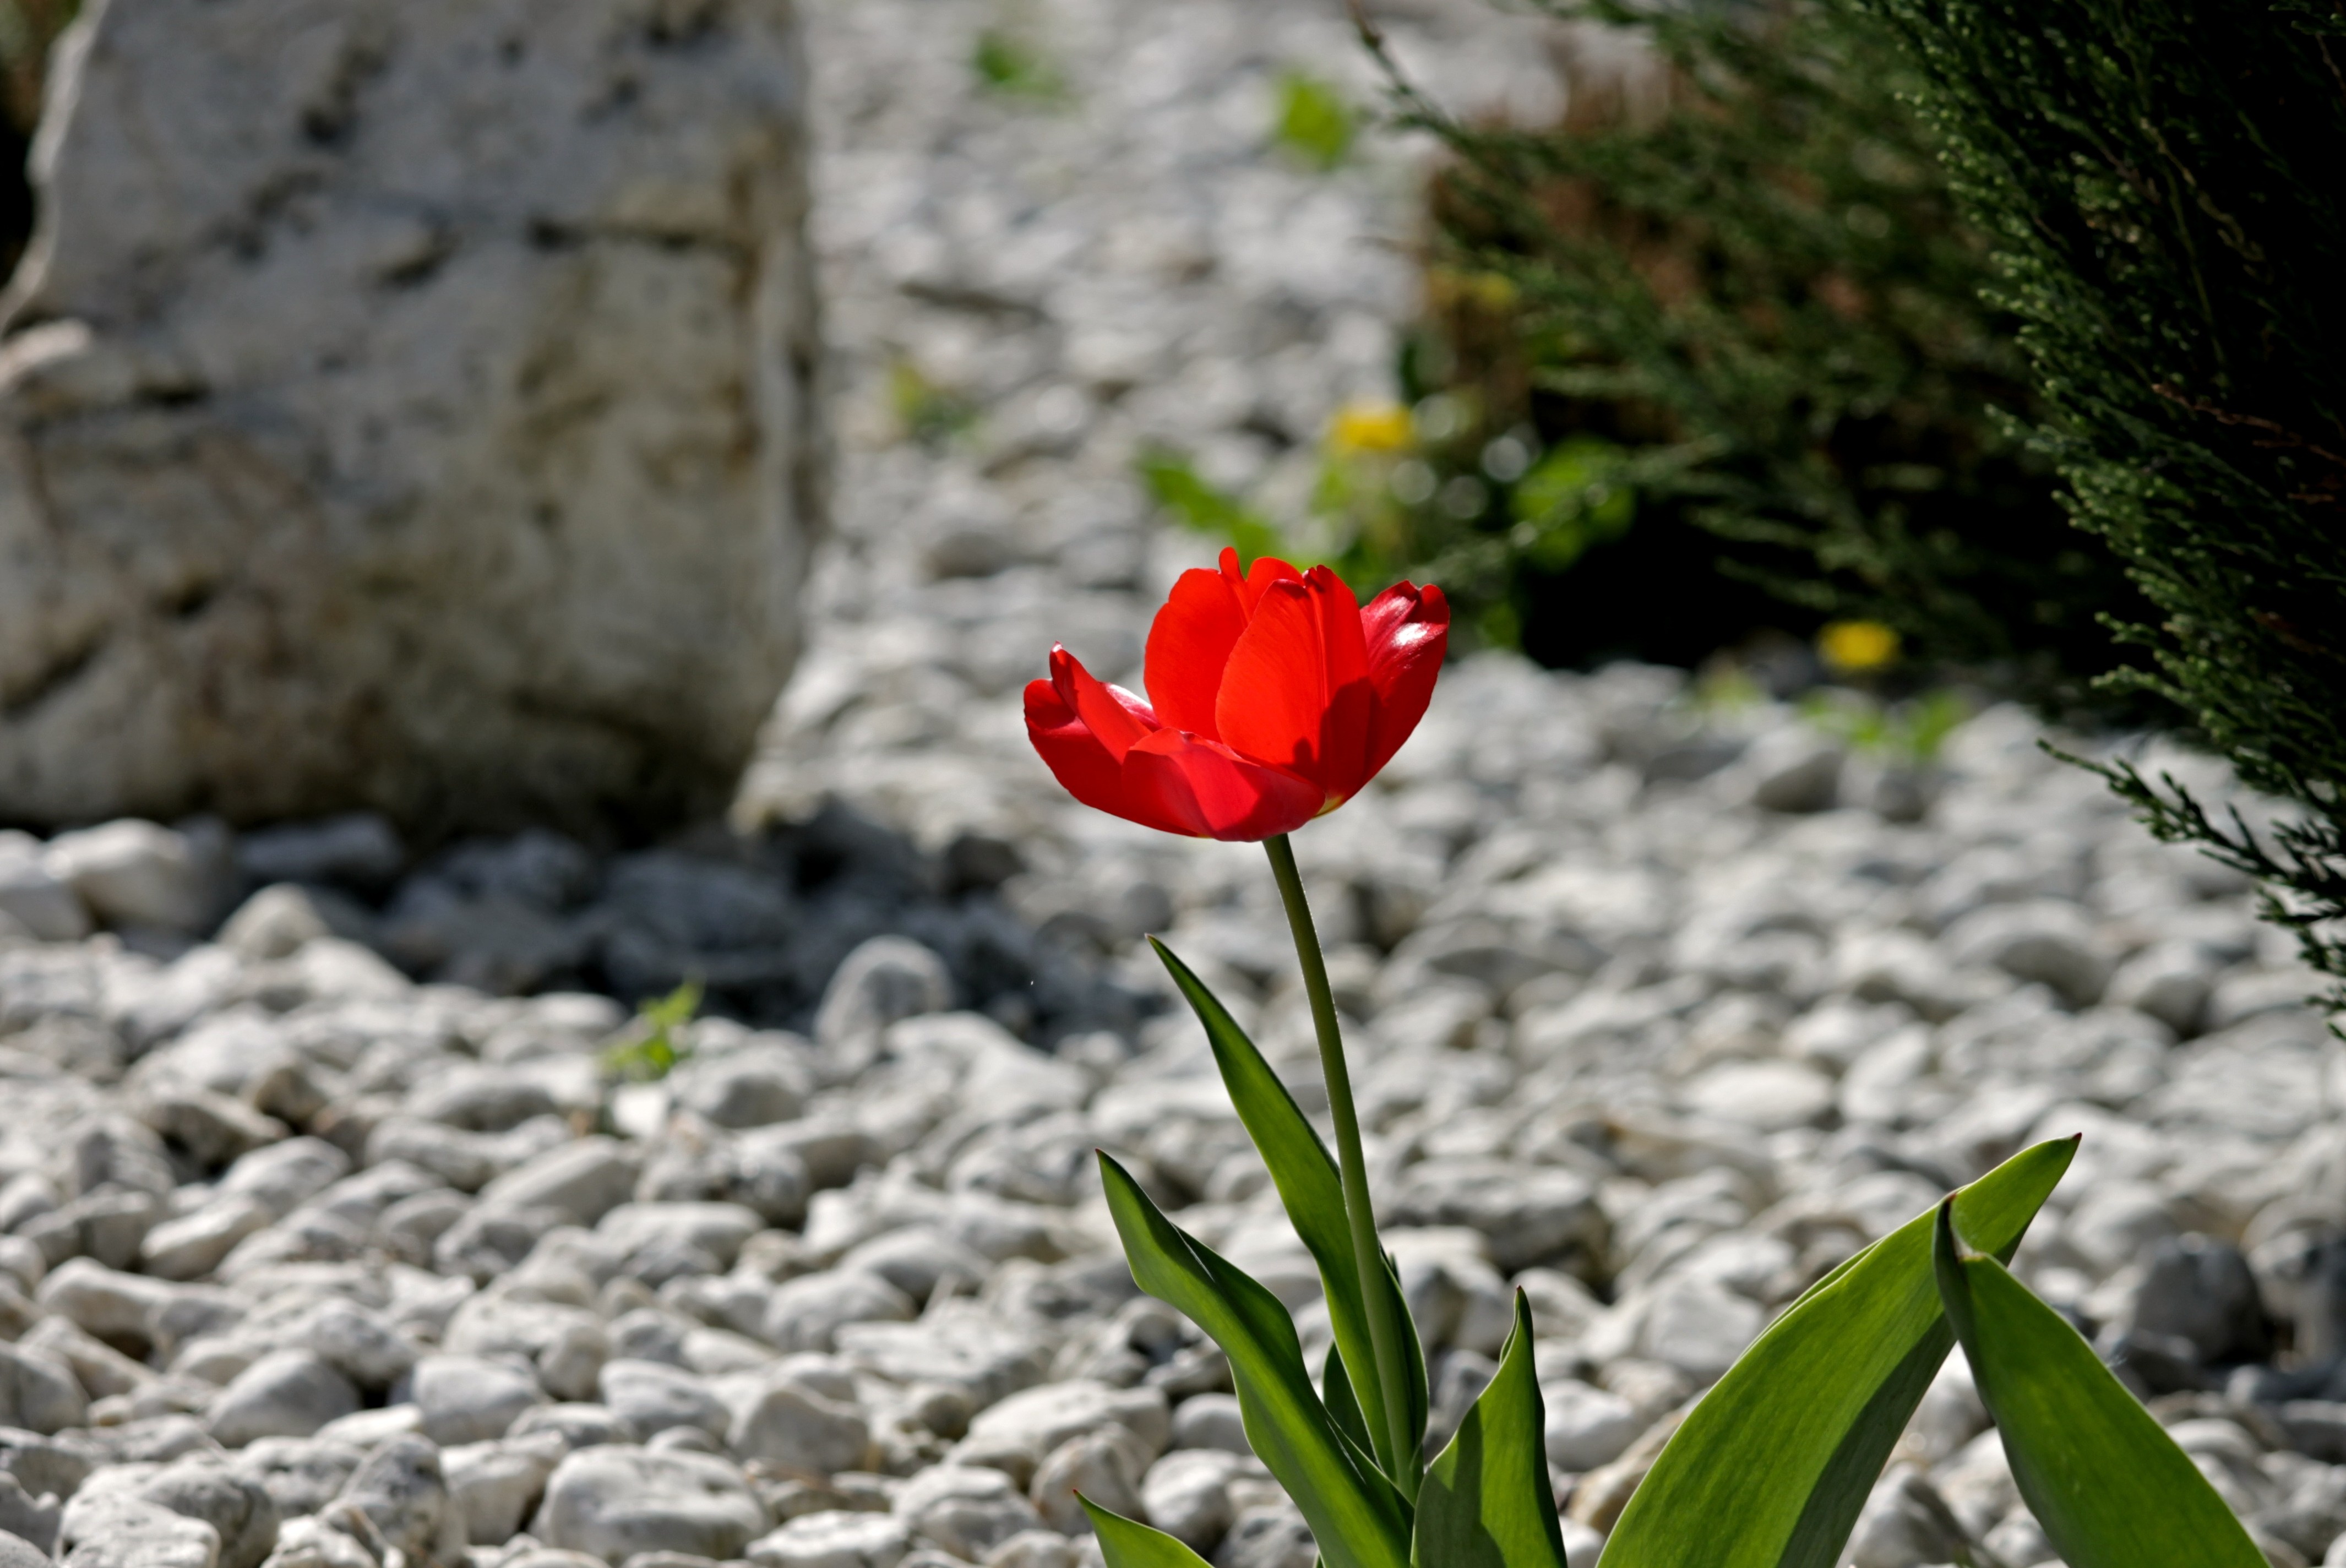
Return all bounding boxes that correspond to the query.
[1025,548,1449,840]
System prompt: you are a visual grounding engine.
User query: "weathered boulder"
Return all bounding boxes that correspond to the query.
[0,0,823,839]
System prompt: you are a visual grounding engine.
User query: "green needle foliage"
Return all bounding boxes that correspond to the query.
[1390,0,2153,705]
[1374,0,2346,1006]
[1835,0,2346,1006]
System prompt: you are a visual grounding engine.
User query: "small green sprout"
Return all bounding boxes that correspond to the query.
[972,27,1065,102]
[1272,70,1355,171]
[1801,687,1971,764]
[601,979,703,1082]
[889,361,979,449]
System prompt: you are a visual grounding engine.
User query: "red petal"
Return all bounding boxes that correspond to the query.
[1123,729,1324,841]
[1213,579,1325,781]
[1211,568,1376,800]
[1303,565,1375,802]
[1025,672,1190,836]
[1359,581,1450,782]
[1229,547,1304,616]
[1144,567,1250,740]
[1049,645,1156,763]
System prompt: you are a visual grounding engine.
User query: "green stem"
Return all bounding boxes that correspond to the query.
[1265,832,1417,1498]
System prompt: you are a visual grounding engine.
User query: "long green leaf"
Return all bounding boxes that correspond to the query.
[1326,1341,1375,1458]
[1097,1152,1413,1568]
[1083,1498,1220,1568]
[1153,937,1429,1487]
[1414,1292,1569,1568]
[1931,1202,2266,1568]
[1599,1136,2077,1568]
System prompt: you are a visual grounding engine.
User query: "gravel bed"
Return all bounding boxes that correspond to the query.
[0,2,2339,1567]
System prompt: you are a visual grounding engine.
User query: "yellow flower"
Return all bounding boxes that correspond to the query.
[1327,400,1413,456]
[1429,266,1518,313]
[1818,619,1902,673]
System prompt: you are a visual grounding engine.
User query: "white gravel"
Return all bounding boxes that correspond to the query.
[0,1,2340,1566]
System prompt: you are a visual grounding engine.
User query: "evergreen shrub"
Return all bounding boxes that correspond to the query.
[1396,0,2154,700]
[1840,0,2346,1003]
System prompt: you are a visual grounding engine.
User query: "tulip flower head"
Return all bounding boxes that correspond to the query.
[1026,548,1449,840]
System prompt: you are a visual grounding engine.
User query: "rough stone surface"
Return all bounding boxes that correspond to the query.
[892,1465,1044,1561]
[410,1353,545,1447]
[336,1432,456,1562]
[748,1509,913,1568]
[0,1342,87,1435]
[57,1491,222,1567]
[134,1460,280,1568]
[534,1445,768,1561]
[204,1351,357,1448]
[731,1366,874,1474]
[0,0,823,838]
[43,820,230,934]
[0,838,89,942]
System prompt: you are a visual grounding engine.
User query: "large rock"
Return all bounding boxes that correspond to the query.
[0,0,823,838]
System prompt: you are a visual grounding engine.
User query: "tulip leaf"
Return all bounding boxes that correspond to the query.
[1326,1342,1375,1458]
[1931,1201,2266,1568]
[1599,1136,2077,1568]
[1153,937,1429,1488]
[1413,1292,1568,1568]
[1082,1497,1220,1568]
[1097,1152,1413,1568]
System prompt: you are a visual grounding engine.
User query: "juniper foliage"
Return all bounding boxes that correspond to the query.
[1844,0,2346,1002]
[1396,0,2151,706]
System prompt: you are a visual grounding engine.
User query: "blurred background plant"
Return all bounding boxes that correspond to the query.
[600,979,704,1084]
[1800,684,1971,766]
[1838,0,2346,1005]
[1271,69,1357,171]
[890,358,982,449]
[1143,0,2165,710]
[971,3,1068,104]
[1390,0,2162,704]
[1134,0,2346,1004]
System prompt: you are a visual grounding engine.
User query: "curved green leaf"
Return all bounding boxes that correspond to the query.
[1599,1136,2077,1568]
[1153,937,1430,1486]
[1414,1292,1569,1568]
[1931,1201,2266,1568]
[1097,1151,1413,1568]
[1083,1498,1220,1568]
[1326,1342,1374,1458]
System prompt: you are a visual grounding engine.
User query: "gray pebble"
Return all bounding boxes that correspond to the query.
[205,1349,356,1448]
[1213,1506,1315,1568]
[597,1359,731,1442]
[0,1343,88,1436]
[890,1465,1044,1561]
[335,1433,456,1563]
[747,1508,914,1568]
[1169,1395,1248,1456]
[732,1367,874,1475]
[534,1445,769,1561]
[410,1353,545,1446]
